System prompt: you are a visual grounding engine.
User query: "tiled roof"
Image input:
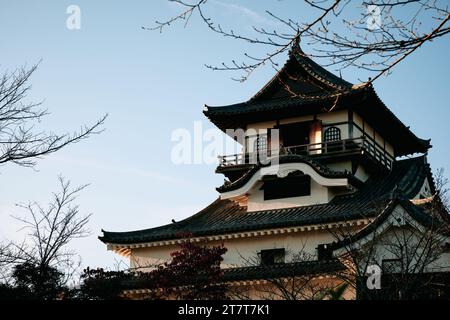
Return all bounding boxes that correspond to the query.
[202,43,361,121]
[204,87,358,117]
[250,40,353,101]
[203,43,431,157]
[204,85,430,157]
[331,196,450,252]
[99,156,432,245]
[222,259,345,282]
[119,260,345,291]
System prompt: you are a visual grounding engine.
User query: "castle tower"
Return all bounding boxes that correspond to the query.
[100,42,449,299]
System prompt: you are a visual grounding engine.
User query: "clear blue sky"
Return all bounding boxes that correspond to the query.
[1,1,449,270]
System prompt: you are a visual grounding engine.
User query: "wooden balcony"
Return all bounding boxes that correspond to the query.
[218,136,394,170]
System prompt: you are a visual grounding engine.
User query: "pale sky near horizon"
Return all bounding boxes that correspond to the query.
[1,1,449,271]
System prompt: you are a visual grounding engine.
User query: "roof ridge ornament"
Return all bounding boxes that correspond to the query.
[289,34,302,55]
[293,34,300,48]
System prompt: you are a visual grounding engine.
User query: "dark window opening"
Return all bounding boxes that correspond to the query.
[262,174,311,200]
[279,122,311,148]
[324,126,341,142]
[317,244,333,261]
[259,248,285,265]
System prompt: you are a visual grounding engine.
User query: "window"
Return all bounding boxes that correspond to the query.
[324,126,341,142]
[259,248,285,265]
[279,122,311,147]
[382,259,402,274]
[262,174,311,200]
[249,134,269,164]
[317,244,332,261]
[253,135,268,153]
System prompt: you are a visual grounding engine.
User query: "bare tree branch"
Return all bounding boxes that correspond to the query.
[3,177,92,286]
[145,0,449,87]
[0,63,107,168]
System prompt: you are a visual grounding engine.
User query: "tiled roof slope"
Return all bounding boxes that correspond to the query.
[250,40,353,102]
[119,260,345,291]
[203,43,431,156]
[99,156,432,245]
[222,259,345,282]
[331,196,450,252]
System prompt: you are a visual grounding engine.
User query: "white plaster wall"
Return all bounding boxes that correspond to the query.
[319,110,350,140]
[346,205,450,275]
[374,132,384,150]
[131,244,179,269]
[222,231,335,266]
[244,111,396,158]
[353,112,363,127]
[353,112,394,158]
[246,121,276,131]
[129,230,337,269]
[385,141,394,157]
[277,111,349,141]
[244,111,351,156]
[318,110,348,124]
[246,111,349,140]
[366,226,450,274]
[353,112,370,136]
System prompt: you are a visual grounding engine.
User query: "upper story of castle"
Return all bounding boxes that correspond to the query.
[203,40,431,211]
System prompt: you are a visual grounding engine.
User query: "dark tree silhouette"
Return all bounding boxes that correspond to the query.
[0,177,92,299]
[78,239,228,300]
[11,262,65,300]
[138,238,228,300]
[78,267,131,300]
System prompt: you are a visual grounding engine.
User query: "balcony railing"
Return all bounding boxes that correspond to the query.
[218,136,394,170]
